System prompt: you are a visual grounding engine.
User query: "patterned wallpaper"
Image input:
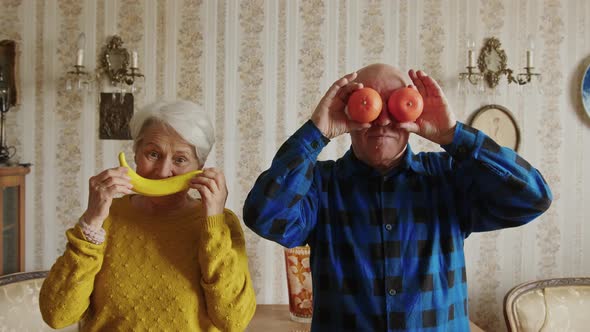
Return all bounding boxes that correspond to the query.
[2,0,589,330]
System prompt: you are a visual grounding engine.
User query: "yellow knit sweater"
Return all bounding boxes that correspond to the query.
[39,196,256,331]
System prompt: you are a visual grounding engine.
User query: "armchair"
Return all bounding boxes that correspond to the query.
[503,277,590,331]
[0,271,78,331]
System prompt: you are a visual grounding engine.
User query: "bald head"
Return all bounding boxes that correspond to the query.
[355,63,410,93]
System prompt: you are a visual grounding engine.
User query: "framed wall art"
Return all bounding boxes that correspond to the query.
[468,104,520,151]
[99,93,133,140]
[0,40,17,107]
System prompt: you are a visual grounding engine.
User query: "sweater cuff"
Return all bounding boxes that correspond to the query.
[204,213,226,230]
[67,225,106,254]
[441,122,480,161]
[201,213,232,244]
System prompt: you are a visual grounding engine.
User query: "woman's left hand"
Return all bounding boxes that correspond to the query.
[189,168,228,217]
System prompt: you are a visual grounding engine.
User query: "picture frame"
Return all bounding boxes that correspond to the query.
[0,40,18,106]
[468,104,520,151]
[99,93,133,140]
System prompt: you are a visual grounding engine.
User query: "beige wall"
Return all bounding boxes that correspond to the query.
[1,0,589,330]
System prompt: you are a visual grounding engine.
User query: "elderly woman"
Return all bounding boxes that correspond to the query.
[40,100,256,331]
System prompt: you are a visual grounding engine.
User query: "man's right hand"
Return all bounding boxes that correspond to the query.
[310,72,371,139]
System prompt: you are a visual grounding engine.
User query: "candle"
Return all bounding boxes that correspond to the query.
[76,32,85,66]
[466,35,475,67]
[526,50,533,68]
[76,49,84,66]
[131,51,138,68]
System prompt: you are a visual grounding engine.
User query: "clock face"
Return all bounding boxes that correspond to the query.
[470,105,520,151]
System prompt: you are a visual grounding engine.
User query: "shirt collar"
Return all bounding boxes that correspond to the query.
[341,144,423,177]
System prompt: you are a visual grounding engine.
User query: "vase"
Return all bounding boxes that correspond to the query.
[284,245,313,323]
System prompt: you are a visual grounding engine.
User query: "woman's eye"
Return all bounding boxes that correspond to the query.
[148,151,159,159]
[175,157,188,164]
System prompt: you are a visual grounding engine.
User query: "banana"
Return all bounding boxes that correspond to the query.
[118,152,203,197]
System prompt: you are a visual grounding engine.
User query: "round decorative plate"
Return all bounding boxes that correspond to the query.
[581,63,590,118]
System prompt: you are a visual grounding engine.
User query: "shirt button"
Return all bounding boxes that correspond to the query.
[385,224,392,231]
[388,289,396,296]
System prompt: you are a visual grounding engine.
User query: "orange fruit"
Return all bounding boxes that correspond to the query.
[387,87,424,122]
[346,87,382,123]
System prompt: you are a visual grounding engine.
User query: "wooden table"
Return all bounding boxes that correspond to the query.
[247,305,310,332]
[247,305,485,331]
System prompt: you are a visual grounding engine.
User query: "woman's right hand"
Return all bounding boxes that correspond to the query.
[310,72,370,139]
[82,167,133,228]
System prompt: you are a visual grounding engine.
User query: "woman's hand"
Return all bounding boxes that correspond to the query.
[190,168,228,217]
[397,69,457,145]
[83,167,133,228]
[311,72,371,139]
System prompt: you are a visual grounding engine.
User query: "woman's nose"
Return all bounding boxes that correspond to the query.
[154,160,175,178]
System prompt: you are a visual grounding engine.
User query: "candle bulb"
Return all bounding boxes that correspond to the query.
[526,50,533,68]
[76,49,84,66]
[526,34,535,68]
[76,32,86,67]
[131,50,138,68]
[466,35,475,67]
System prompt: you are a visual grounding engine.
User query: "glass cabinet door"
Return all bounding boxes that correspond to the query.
[2,186,18,274]
[0,166,30,275]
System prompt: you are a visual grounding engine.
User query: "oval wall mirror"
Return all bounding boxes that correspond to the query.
[101,35,130,85]
[477,37,509,88]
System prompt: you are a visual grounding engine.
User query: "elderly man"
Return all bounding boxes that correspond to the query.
[244,64,552,331]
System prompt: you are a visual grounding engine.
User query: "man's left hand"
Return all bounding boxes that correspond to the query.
[397,69,457,145]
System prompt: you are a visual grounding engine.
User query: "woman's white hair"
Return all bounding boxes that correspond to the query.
[129,100,214,167]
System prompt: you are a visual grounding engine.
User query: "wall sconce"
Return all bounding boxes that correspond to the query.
[65,34,144,101]
[65,33,93,92]
[458,36,541,94]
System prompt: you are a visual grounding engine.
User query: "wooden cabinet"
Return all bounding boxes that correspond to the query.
[0,166,30,275]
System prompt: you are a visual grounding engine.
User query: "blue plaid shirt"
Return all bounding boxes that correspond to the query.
[244,121,552,331]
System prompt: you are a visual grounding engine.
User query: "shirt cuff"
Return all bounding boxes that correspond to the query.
[291,120,331,156]
[441,122,480,161]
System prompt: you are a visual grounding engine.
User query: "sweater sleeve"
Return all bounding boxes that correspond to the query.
[243,120,328,248]
[442,122,553,234]
[198,209,256,332]
[39,225,105,328]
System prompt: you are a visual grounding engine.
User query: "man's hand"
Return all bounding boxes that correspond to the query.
[311,72,371,139]
[397,70,457,145]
